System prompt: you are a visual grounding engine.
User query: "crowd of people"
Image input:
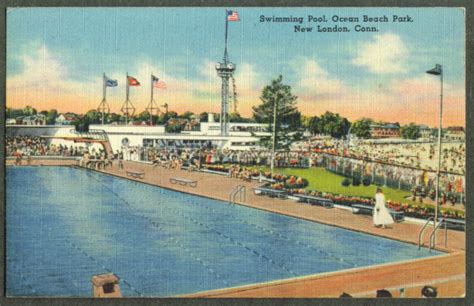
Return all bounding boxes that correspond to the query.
[6,136,116,169]
[6,135,466,196]
[294,138,465,175]
[6,136,88,158]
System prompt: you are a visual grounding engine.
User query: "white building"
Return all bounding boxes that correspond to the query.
[6,118,271,153]
[20,114,46,125]
[88,121,270,152]
[444,126,465,141]
[55,114,77,125]
[6,118,17,125]
[418,125,433,140]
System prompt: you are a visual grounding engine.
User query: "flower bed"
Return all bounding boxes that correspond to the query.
[286,188,464,220]
[262,173,308,190]
[203,164,308,189]
[204,164,464,220]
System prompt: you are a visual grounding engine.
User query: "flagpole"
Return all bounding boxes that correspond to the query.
[151,74,154,101]
[102,73,106,125]
[270,96,278,182]
[434,68,443,236]
[224,10,229,63]
[426,64,443,247]
[150,73,154,125]
[126,72,129,124]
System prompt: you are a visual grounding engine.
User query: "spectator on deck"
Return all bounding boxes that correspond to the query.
[376,289,392,298]
[421,286,438,298]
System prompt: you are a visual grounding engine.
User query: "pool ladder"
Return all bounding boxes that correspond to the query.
[229,185,246,205]
[429,218,447,252]
[418,217,448,252]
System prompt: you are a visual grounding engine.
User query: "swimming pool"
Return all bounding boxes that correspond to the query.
[6,166,441,297]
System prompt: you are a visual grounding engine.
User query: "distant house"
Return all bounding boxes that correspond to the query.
[55,113,78,125]
[131,121,149,126]
[167,118,188,126]
[418,124,433,140]
[444,126,465,141]
[183,119,200,131]
[18,114,47,125]
[370,123,401,138]
[6,118,17,125]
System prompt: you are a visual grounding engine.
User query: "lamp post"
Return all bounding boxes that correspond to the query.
[270,95,278,181]
[426,64,443,235]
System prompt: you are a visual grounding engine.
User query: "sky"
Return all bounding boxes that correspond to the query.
[7,7,465,127]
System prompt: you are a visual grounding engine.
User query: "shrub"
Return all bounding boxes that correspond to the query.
[284,177,308,189]
[73,117,90,132]
[352,177,361,186]
[362,176,371,186]
[341,178,351,187]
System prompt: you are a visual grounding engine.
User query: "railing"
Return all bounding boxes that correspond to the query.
[229,185,246,205]
[429,218,448,252]
[418,217,434,250]
[69,129,109,142]
[69,129,114,155]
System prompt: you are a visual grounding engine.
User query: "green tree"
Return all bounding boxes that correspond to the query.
[46,109,58,125]
[106,113,122,123]
[318,111,351,138]
[228,112,254,123]
[84,109,102,124]
[179,111,194,120]
[156,111,178,125]
[253,75,301,149]
[252,75,301,130]
[73,116,90,132]
[136,111,151,122]
[24,105,37,116]
[401,123,421,139]
[307,116,321,135]
[199,112,209,122]
[7,108,26,119]
[301,115,311,128]
[167,111,178,119]
[431,128,445,138]
[166,122,184,133]
[350,118,373,139]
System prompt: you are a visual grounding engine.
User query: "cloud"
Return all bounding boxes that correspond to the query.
[293,57,346,98]
[352,33,409,74]
[289,56,464,127]
[290,57,352,115]
[7,44,464,127]
[7,45,99,112]
[7,45,263,117]
[385,75,465,126]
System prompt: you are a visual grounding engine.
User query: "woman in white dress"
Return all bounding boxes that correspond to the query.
[373,187,394,228]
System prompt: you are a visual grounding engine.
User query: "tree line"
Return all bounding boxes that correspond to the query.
[7,75,431,140]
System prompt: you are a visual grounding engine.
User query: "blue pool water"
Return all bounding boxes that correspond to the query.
[7,166,441,297]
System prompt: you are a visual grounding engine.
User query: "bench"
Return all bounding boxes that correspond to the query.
[444,218,465,231]
[294,194,334,208]
[351,204,405,222]
[170,177,197,187]
[126,171,145,179]
[253,187,287,199]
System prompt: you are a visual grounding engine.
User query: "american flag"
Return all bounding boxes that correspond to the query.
[152,75,167,89]
[227,10,240,21]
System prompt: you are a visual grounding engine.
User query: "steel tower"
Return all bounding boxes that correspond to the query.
[215,12,236,136]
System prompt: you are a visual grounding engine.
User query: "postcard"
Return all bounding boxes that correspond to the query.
[5,7,465,298]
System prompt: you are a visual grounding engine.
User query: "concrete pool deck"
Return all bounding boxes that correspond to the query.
[6,158,466,297]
